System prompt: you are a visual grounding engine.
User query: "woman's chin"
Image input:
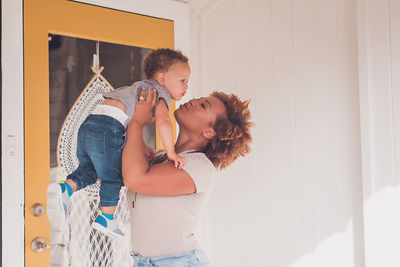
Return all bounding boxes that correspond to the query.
[173,109,181,122]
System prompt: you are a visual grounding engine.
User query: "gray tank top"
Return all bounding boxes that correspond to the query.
[103,79,171,125]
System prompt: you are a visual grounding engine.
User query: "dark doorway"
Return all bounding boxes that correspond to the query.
[48,34,154,168]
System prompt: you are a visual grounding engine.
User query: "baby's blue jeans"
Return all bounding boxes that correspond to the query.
[67,114,126,207]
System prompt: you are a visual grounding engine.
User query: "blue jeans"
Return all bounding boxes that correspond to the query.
[131,250,211,267]
[67,114,126,207]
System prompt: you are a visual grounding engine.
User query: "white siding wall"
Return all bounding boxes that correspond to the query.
[190,0,365,266]
[1,1,25,267]
[358,0,400,267]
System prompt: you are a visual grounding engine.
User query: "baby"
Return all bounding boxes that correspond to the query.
[47,48,190,239]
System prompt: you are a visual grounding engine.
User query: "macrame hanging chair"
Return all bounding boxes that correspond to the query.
[55,45,132,267]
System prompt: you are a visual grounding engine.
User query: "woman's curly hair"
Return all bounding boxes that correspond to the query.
[143,48,188,79]
[205,91,253,170]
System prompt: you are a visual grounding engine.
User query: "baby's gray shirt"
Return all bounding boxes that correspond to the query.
[103,79,171,125]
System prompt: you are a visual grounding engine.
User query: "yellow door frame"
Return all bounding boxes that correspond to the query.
[24,0,174,265]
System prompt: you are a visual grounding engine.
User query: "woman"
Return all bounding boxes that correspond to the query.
[122,88,252,266]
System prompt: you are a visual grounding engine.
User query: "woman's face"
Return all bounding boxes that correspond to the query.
[175,96,227,134]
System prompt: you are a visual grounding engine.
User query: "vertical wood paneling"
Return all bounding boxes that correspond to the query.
[337,0,365,265]
[2,1,25,267]
[337,0,360,222]
[389,0,400,185]
[190,0,363,266]
[359,0,400,266]
[367,0,395,189]
[253,0,278,265]
[233,1,261,266]
[270,0,298,266]
[313,0,343,252]
[200,2,237,265]
[337,0,366,265]
[201,8,220,97]
[216,0,236,94]
[357,0,374,201]
[292,0,319,261]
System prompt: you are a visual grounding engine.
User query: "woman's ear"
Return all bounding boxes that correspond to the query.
[155,72,166,86]
[202,127,216,140]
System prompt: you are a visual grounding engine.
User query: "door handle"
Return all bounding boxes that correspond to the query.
[31,237,49,252]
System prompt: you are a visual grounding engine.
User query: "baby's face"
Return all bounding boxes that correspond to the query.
[162,61,190,101]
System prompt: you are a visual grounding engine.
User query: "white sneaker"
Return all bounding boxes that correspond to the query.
[47,182,71,226]
[92,211,124,239]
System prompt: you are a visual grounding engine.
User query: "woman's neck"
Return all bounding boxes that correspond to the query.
[174,131,207,154]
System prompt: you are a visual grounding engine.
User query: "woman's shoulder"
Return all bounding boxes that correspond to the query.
[180,151,215,177]
[152,149,214,173]
[181,151,213,166]
[181,152,215,194]
[150,150,215,194]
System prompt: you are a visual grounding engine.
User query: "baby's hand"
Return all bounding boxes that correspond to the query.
[143,145,156,161]
[167,152,185,169]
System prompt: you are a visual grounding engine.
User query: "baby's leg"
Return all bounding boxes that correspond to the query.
[64,179,77,192]
[47,122,98,226]
[91,177,124,239]
[66,123,102,191]
[65,162,97,192]
[99,180,123,213]
[89,122,126,239]
[100,206,116,214]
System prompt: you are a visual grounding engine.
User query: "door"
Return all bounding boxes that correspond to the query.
[24,0,174,266]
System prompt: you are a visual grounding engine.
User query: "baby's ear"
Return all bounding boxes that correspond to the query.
[202,127,216,140]
[155,72,166,85]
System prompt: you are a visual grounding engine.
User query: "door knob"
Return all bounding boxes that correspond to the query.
[31,237,49,252]
[31,203,45,217]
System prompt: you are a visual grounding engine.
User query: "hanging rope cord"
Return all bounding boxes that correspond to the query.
[93,41,100,72]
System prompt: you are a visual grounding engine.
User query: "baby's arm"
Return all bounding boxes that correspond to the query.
[155,99,185,168]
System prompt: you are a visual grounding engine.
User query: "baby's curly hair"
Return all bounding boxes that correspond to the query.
[143,48,188,79]
[205,91,253,170]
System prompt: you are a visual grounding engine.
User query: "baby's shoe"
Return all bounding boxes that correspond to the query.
[47,181,72,226]
[92,210,124,239]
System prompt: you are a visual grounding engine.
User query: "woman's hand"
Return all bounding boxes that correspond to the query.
[122,88,197,197]
[132,88,157,126]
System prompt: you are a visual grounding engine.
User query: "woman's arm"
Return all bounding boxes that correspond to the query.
[122,89,196,196]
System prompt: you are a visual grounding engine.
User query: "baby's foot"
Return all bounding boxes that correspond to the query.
[46,181,72,226]
[92,210,124,239]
